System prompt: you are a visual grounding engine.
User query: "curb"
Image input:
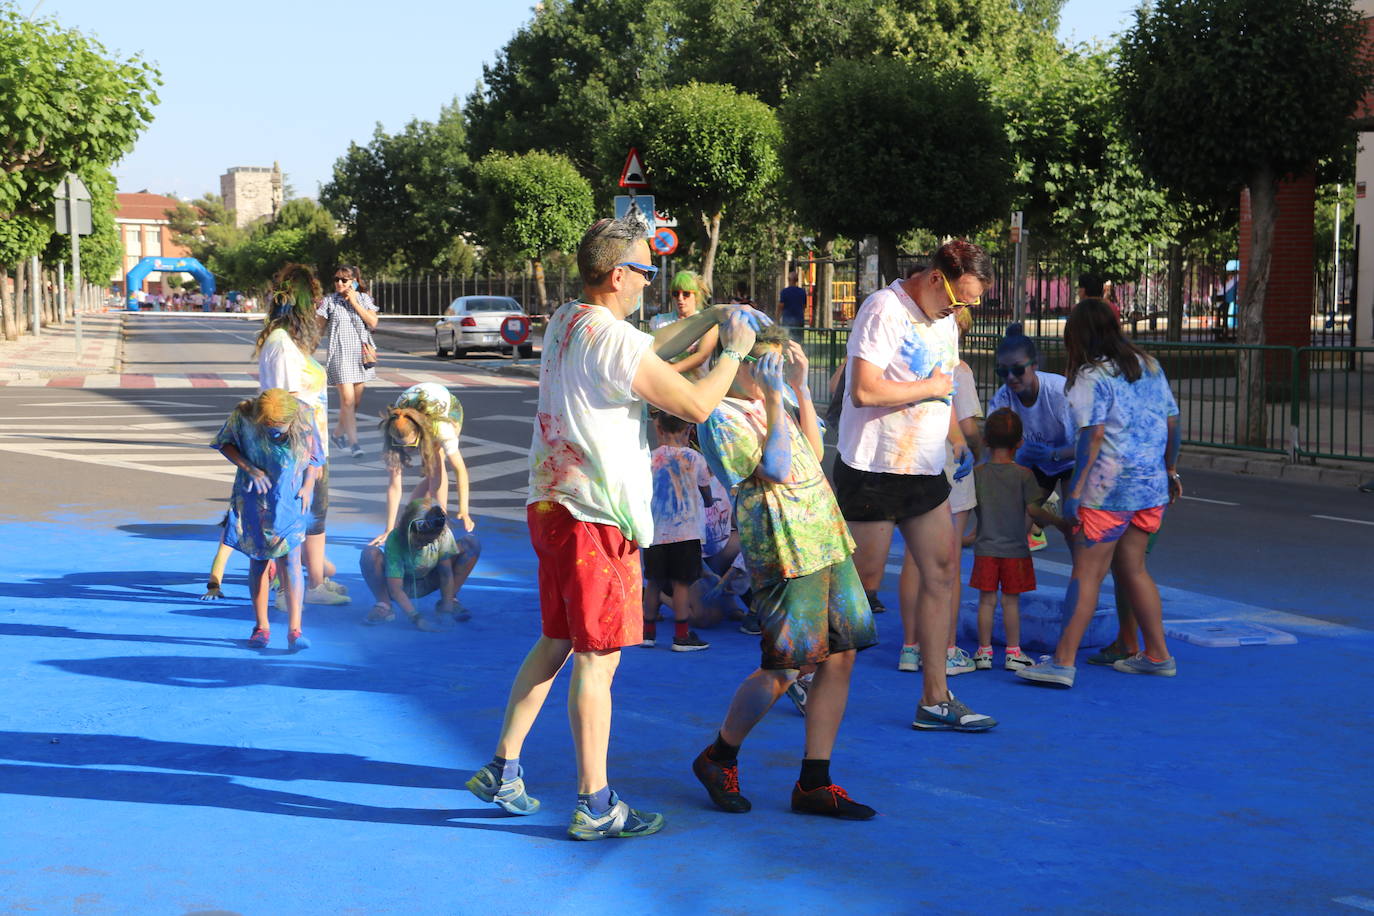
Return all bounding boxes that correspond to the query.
[1177,448,1371,490]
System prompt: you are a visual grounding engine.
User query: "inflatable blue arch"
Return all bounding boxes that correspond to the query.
[125,256,216,309]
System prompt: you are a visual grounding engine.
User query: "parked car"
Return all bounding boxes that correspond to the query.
[434,296,533,358]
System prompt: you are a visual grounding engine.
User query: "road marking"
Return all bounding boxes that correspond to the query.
[1313,514,1374,527]
[1181,495,1240,506]
[1335,897,1374,912]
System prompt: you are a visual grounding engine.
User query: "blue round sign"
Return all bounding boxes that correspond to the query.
[651,227,678,256]
[500,315,531,346]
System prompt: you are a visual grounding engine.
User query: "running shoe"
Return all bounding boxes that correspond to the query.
[247,625,270,649]
[1015,657,1076,687]
[639,626,656,648]
[350,444,365,459]
[465,763,540,815]
[1086,645,1134,666]
[785,675,811,717]
[1028,530,1048,552]
[912,692,998,731]
[866,591,887,614]
[1003,648,1036,671]
[567,791,665,840]
[692,748,751,813]
[738,612,761,635]
[897,646,921,672]
[671,630,711,652]
[305,584,349,606]
[1112,653,1178,677]
[322,578,349,596]
[330,434,349,450]
[363,602,395,625]
[946,647,976,676]
[790,783,876,820]
[288,628,310,651]
[973,647,994,670]
[436,598,470,622]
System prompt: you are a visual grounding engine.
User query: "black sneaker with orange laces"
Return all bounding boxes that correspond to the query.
[692,747,751,813]
[790,782,877,820]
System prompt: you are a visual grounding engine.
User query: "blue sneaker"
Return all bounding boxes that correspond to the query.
[466,764,541,815]
[1112,653,1178,677]
[897,646,921,672]
[567,790,664,840]
[946,647,975,676]
[1015,657,1076,687]
[912,692,997,731]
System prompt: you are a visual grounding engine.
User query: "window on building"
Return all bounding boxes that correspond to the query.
[143,227,162,257]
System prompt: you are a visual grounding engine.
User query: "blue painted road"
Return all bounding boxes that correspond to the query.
[2,509,1373,915]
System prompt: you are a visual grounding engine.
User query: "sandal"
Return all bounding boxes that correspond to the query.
[363,603,395,625]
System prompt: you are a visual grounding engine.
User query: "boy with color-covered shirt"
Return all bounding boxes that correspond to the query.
[466,217,761,840]
[642,411,715,651]
[692,326,878,820]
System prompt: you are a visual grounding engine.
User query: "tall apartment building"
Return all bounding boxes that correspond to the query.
[220,162,283,228]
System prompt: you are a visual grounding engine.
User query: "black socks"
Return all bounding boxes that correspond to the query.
[799,758,831,792]
[709,732,740,764]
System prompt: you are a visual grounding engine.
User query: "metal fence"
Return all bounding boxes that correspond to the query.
[732,324,1374,464]
[369,268,575,317]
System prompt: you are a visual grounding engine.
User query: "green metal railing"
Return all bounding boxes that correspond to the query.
[640,318,1374,465]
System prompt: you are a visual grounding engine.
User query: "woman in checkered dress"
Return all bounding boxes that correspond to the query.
[316,264,379,458]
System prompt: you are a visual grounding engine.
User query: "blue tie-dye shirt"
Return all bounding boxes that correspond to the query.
[1066,358,1179,511]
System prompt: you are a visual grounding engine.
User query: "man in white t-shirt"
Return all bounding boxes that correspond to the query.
[835,240,997,733]
[466,217,761,841]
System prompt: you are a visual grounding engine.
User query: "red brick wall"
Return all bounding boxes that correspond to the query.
[1237,171,1316,349]
[1358,16,1374,119]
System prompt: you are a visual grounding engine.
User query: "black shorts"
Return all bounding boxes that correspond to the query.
[1032,466,1073,500]
[643,539,703,586]
[307,463,330,536]
[832,457,950,523]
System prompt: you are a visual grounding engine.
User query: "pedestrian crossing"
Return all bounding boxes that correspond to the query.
[0,367,540,390]
[0,388,539,523]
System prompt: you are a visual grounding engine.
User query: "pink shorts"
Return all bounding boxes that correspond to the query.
[1077,505,1165,545]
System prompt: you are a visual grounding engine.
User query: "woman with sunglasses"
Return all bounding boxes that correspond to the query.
[316,264,379,459]
[986,323,1077,518]
[649,271,719,378]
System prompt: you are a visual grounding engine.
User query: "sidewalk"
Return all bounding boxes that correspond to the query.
[0,313,122,381]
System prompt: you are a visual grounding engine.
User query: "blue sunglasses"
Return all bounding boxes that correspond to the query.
[617,261,659,282]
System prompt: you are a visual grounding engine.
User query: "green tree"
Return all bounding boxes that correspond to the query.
[44,163,121,288]
[166,193,246,267]
[214,198,341,292]
[465,0,678,172]
[780,58,1012,282]
[606,82,781,289]
[321,101,473,273]
[473,151,594,311]
[1116,0,1374,443]
[0,4,159,338]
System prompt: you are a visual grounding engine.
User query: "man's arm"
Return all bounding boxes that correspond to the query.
[651,304,767,360]
[849,356,952,408]
[669,325,719,374]
[633,312,756,423]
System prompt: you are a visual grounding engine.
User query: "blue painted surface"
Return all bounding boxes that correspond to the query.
[1,515,1372,914]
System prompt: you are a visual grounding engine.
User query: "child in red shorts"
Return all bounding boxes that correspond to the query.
[970,408,1070,670]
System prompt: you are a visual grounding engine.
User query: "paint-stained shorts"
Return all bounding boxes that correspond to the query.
[1077,505,1165,545]
[528,500,642,652]
[751,557,877,670]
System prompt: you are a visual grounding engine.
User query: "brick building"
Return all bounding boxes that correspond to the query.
[112,192,191,295]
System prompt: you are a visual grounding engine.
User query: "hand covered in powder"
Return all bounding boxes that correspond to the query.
[719,310,757,356]
[756,350,787,395]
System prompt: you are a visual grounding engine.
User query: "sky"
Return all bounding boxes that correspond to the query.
[27,0,1142,201]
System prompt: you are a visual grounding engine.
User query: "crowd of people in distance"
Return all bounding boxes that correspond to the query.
[195,217,1182,841]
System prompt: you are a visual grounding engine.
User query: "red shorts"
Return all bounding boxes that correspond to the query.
[527,500,643,652]
[969,555,1037,595]
[1077,505,1165,545]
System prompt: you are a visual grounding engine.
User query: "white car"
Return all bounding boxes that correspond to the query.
[434,296,533,358]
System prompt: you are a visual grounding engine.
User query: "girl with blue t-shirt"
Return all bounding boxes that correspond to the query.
[1017,300,1182,689]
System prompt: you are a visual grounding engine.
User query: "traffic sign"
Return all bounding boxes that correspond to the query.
[651,227,678,256]
[654,209,677,228]
[618,148,650,188]
[614,195,656,237]
[500,314,531,346]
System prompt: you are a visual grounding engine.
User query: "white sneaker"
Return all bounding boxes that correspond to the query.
[898,645,921,672]
[946,647,976,676]
[973,647,994,670]
[322,578,349,596]
[305,584,350,605]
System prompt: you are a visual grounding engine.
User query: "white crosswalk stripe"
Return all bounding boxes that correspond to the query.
[0,396,536,523]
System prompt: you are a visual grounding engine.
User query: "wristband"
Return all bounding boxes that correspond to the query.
[721,349,745,362]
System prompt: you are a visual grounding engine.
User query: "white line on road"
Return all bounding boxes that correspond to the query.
[1313,514,1374,527]
[1181,495,1240,506]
